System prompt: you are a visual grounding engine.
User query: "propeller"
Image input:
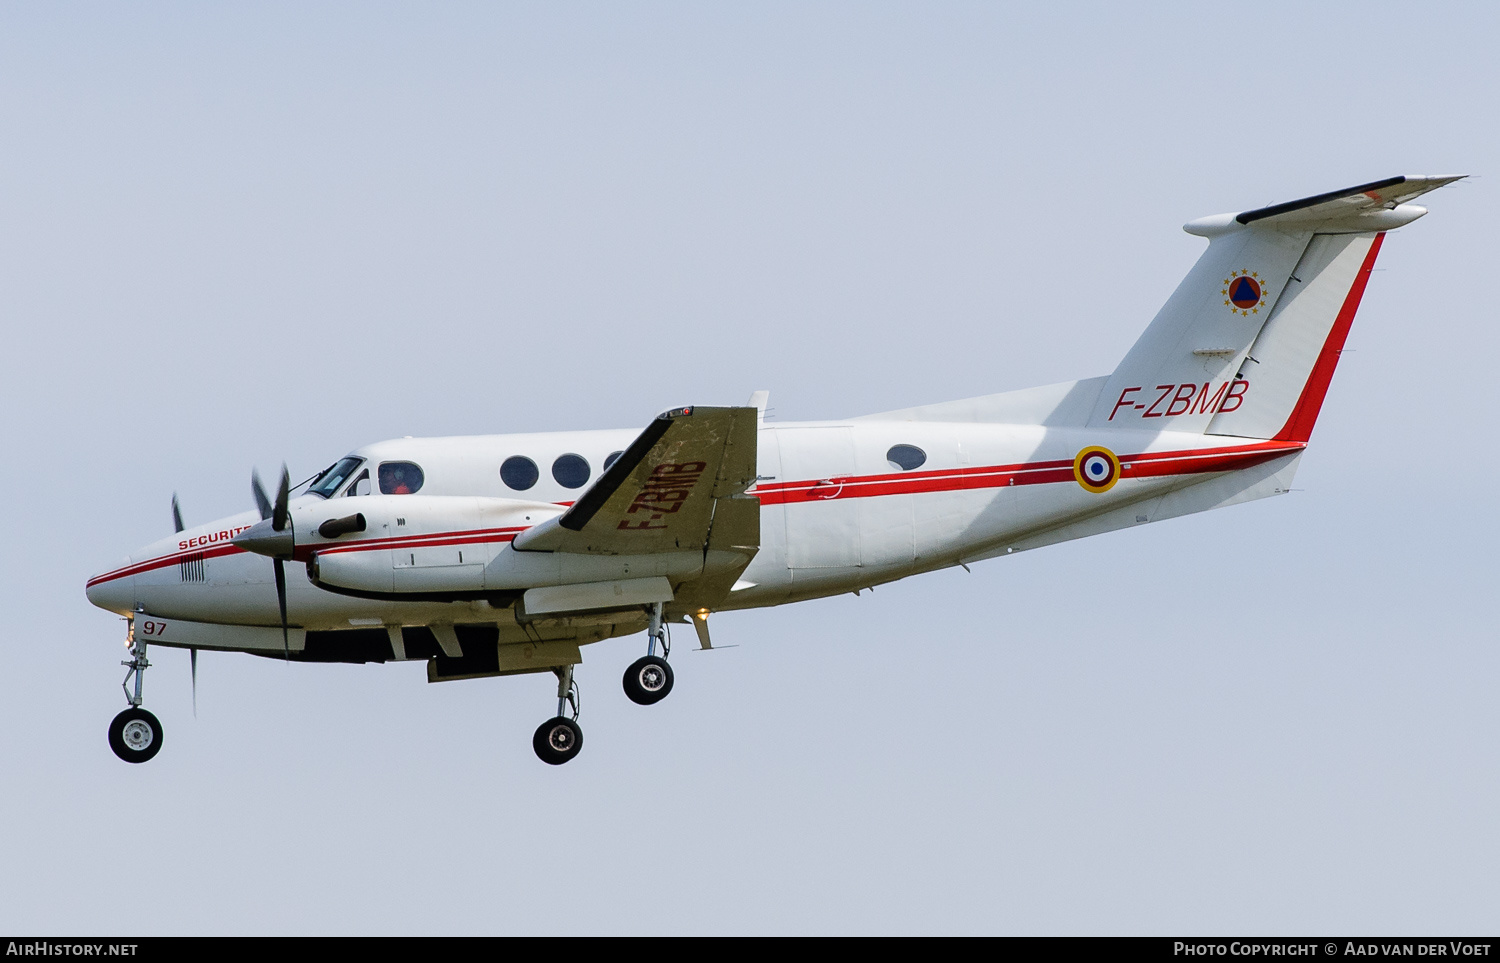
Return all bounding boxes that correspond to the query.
[178,494,196,715]
[252,472,273,521]
[243,466,294,661]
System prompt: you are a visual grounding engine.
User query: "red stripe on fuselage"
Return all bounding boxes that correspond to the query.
[86,542,246,588]
[302,526,526,560]
[87,441,1304,587]
[85,527,530,587]
[750,440,1303,505]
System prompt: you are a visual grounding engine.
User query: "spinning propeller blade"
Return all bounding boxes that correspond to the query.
[272,467,291,659]
[272,465,290,532]
[274,558,289,661]
[247,466,294,660]
[251,470,273,521]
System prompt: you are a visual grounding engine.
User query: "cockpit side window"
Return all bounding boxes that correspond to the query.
[344,469,370,497]
[307,457,364,499]
[378,461,425,495]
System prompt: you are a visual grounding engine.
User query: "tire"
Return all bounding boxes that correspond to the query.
[622,655,674,706]
[533,716,583,765]
[108,708,163,763]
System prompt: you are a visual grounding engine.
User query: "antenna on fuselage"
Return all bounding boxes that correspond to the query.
[172,494,184,534]
[748,390,769,426]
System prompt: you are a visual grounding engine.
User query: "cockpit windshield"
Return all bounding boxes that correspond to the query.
[307,457,364,498]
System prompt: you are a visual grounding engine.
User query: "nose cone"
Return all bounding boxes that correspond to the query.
[86,565,135,615]
[232,518,294,559]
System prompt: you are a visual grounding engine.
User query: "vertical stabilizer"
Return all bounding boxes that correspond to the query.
[1088,176,1461,439]
[1087,226,1312,433]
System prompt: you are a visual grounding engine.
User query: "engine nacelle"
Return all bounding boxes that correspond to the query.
[299,494,562,597]
[298,494,707,600]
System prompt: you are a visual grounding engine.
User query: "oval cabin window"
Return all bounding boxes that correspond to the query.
[378,461,425,495]
[552,453,591,489]
[886,445,927,471]
[501,455,540,491]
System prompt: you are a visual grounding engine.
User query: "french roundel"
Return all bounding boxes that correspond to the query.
[1073,446,1121,494]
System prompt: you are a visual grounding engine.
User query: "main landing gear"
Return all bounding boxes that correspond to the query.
[533,664,583,765]
[623,602,674,706]
[531,603,677,765]
[109,630,163,763]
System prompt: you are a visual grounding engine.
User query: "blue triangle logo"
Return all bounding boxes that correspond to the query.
[1230,277,1259,304]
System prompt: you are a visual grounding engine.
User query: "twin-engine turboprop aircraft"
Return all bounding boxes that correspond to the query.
[86,175,1461,765]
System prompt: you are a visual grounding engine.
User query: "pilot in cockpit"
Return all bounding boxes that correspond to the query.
[378,461,424,495]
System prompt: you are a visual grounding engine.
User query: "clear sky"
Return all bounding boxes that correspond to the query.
[3,2,1496,935]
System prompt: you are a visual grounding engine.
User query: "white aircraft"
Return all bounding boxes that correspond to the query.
[86,175,1461,765]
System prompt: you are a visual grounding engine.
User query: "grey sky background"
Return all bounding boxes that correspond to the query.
[2,2,1496,935]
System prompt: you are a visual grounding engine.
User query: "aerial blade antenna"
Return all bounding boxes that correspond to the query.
[172,494,185,533]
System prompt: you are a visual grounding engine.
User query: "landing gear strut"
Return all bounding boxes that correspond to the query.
[533,664,583,765]
[109,627,163,763]
[623,601,674,706]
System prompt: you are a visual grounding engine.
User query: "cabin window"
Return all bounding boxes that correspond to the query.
[887,445,927,471]
[603,450,624,471]
[378,461,425,495]
[344,469,370,497]
[308,457,364,498]
[501,455,539,491]
[552,453,591,489]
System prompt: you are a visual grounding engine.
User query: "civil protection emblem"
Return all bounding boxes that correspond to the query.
[1222,269,1267,316]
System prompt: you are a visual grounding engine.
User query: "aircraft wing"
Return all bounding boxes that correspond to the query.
[511,405,759,557]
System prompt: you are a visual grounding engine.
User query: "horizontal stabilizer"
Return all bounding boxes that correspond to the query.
[1186,175,1464,237]
[1236,175,1462,225]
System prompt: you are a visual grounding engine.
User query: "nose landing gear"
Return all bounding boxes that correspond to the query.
[623,602,674,706]
[110,629,163,763]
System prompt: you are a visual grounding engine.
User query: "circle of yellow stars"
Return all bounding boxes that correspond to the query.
[1222,269,1267,316]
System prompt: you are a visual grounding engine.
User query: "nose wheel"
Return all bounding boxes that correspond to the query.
[109,626,164,763]
[109,707,163,763]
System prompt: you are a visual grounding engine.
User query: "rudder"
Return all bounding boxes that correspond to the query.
[1207,232,1382,441]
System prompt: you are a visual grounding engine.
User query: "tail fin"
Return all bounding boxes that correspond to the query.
[1088,175,1462,439]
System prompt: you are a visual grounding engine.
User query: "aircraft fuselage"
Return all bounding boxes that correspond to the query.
[87,405,1302,649]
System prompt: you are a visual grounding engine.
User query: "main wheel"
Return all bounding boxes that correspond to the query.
[533,716,583,765]
[623,655,674,705]
[108,707,163,764]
